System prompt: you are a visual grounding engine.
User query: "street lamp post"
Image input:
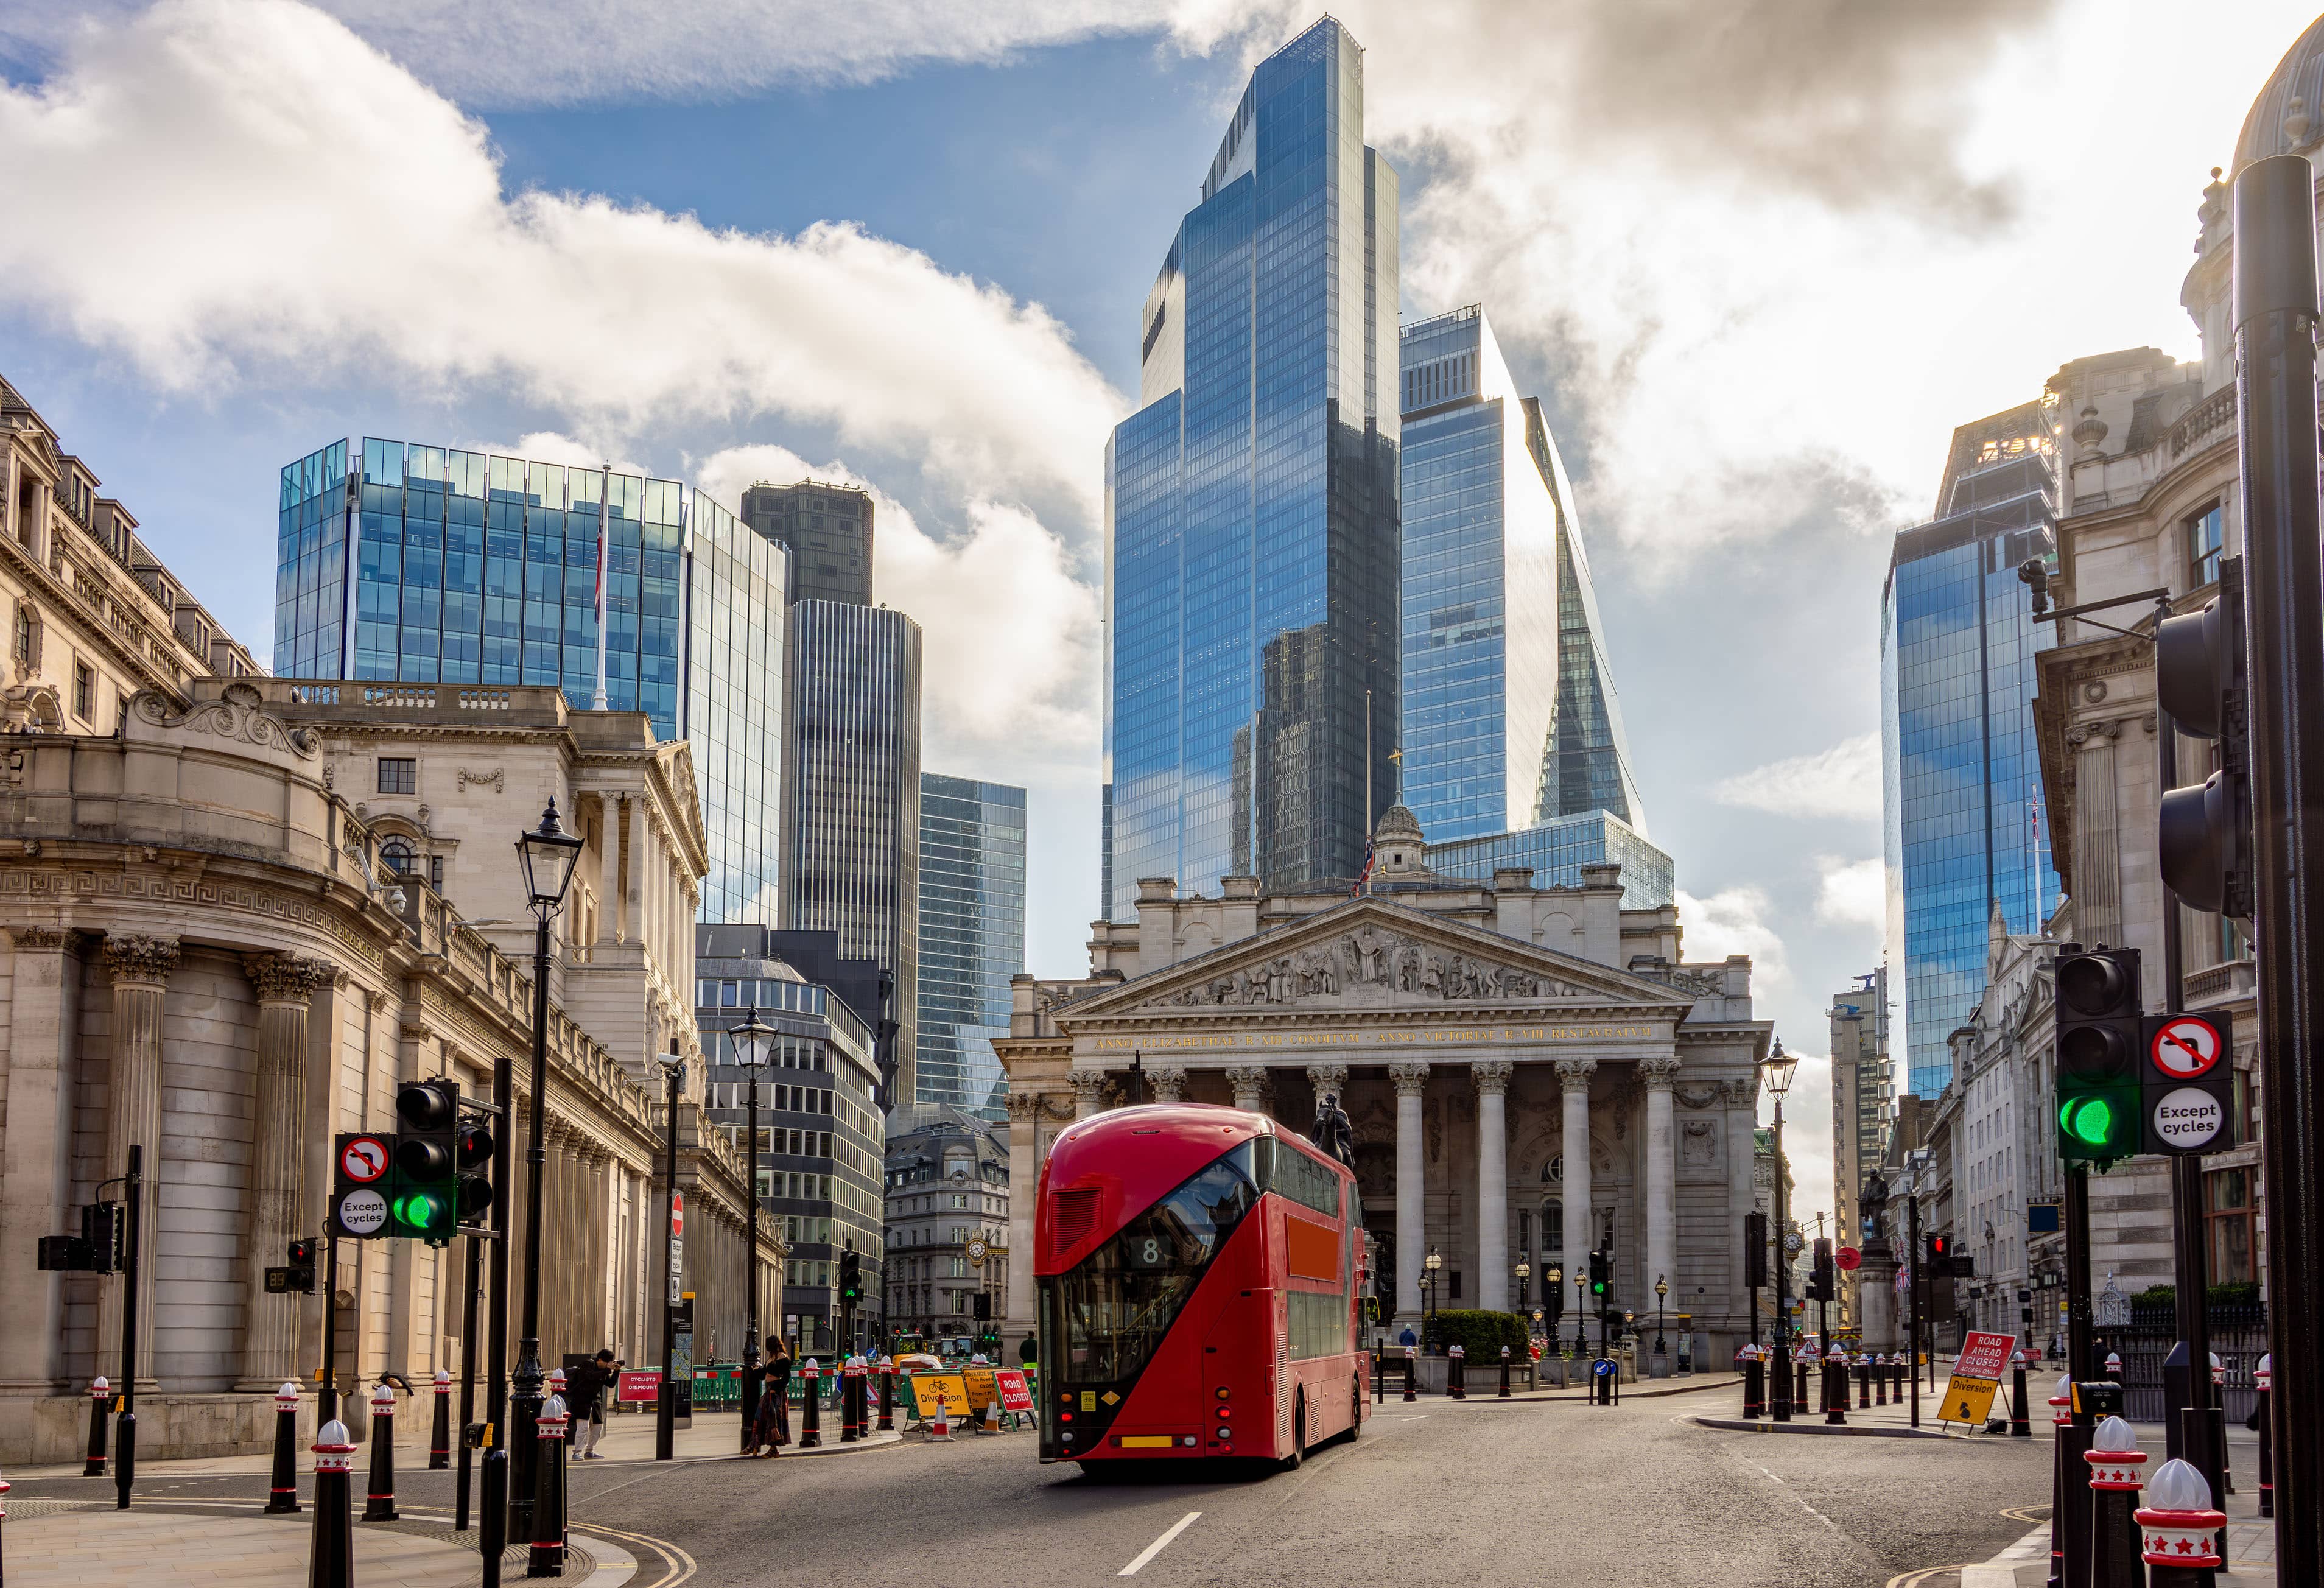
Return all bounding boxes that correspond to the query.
[1572,1270,1588,1355]
[653,1045,683,1463]
[1655,1274,1669,1357]
[728,1007,776,1453]
[497,801,583,1568]
[1422,1248,1443,1346]
[1544,1263,1563,1346]
[1515,1258,1532,1316]
[1763,1039,1799,1424]
[1904,1148,1928,1430]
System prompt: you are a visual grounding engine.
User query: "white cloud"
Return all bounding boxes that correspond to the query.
[1674,884,1788,992]
[1813,855,1886,932]
[0,0,1123,522]
[1712,733,1883,822]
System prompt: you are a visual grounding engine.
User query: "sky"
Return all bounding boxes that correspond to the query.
[2,0,2315,1234]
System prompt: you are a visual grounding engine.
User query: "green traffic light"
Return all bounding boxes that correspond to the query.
[2063,1097,2113,1147]
[395,1189,452,1234]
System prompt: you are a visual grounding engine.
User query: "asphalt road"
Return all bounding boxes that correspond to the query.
[6,1396,2057,1587]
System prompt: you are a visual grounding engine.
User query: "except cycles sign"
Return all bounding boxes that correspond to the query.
[2150,1087,2228,1151]
[2140,1011,2234,1155]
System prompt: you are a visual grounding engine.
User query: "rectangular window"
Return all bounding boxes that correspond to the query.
[2188,503,2224,589]
[2205,1167,2255,1284]
[377,757,416,795]
[73,662,94,720]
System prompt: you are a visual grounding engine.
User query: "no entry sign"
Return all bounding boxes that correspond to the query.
[1834,1246,1862,1272]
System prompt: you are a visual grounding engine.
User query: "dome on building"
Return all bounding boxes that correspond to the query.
[1374,803,1424,845]
[2234,12,2324,177]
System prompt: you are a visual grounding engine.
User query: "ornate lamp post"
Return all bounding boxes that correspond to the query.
[1422,1248,1443,1344]
[1655,1274,1669,1357]
[1572,1269,1589,1355]
[1515,1257,1532,1315]
[1544,1263,1563,1343]
[729,1005,776,1451]
[494,801,583,1567]
[1763,1039,1799,1422]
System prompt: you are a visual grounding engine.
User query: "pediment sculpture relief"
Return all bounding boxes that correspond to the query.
[1157,927,1601,1009]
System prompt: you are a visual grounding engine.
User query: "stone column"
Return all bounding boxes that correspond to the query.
[1473,1061,1512,1313]
[1727,1078,1760,1340]
[1640,1057,1680,1312]
[617,796,637,944]
[1557,1059,1596,1279]
[1305,1062,1349,1113]
[1003,1093,1041,1335]
[101,935,180,1387]
[1223,1066,1270,1115]
[1147,1066,1188,1103]
[1388,1063,1430,1321]
[0,927,85,1394]
[595,795,620,950]
[237,952,333,1391]
[1067,1067,1109,1120]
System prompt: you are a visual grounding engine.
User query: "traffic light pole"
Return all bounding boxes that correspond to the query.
[2233,154,2324,1588]
[656,1055,681,1464]
[1906,1190,1920,1430]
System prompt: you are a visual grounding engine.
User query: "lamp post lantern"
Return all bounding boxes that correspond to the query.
[1544,1263,1563,1343]
[1422,1248,1443,1344]
[1572,1269,1589,1355]
[1515,1257,1532,1315]
[1655,1274,1669,1357]
[728,1006,776,1452]
[494,800,583,1572]
[1763,1039,1798,1423]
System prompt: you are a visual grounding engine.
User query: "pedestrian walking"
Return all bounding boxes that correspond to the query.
[749,1340,793,1457]
[1398,1324,1418,1352]
[567,1351,617,1461]
[1017,1333,1037,1366]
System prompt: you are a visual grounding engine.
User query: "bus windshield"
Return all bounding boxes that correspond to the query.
[1048,1141,1260,1385]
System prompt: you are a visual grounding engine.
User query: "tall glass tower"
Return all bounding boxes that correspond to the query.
[915,774,1026,1120]
[1397,305,1644,841]
[1880,400,2060,1097]
[275,437,792,924]
[1102,18,1401,921]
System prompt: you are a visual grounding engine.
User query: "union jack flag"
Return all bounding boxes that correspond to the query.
[1352,837,1377,898]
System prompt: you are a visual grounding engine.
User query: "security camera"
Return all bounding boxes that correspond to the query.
[2017,557,2051,617]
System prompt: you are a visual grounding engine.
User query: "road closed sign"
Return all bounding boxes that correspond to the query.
[1936,1331,2017,1428]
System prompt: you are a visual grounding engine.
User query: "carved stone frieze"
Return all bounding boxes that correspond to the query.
[11,924,69,949]
[1637,1056,1682,1089]
[132,682,320,759]
[1148,1066,1189,1102]
[1155,927,1595,1010]
[1004,1091,1042,1123]
[1305,1062,1349,1097]
[1222,1065,1271,1101]
[1554,1058,1598,1091]
[457,768,505,793]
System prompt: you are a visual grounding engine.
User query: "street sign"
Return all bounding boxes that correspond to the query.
[334,1187,389,1238]
[994,1368,1034,1414]
[671,1192,683,1240]
[2148,1014,2225,1078]
[2150,1086,2228,1151]
[1834,1246,1862,1272]
[339,1136,391,1185]
[617,1369,662,1404]
[1936,1331,2016,1427]
[909,1374,970,1419]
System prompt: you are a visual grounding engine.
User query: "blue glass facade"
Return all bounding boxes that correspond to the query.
[275,437,792,925]
[1881,406,2060,1097]
[1425,809,1673,910]
[915,774,1026,1120]
[1102,18,1400,921]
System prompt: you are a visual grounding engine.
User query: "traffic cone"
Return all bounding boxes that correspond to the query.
[927,1392,953,1442]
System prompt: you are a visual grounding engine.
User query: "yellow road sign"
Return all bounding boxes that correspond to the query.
[908,1374,970,1419]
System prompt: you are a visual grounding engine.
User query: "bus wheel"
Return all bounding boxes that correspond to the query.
[1280,1393,1305,1472]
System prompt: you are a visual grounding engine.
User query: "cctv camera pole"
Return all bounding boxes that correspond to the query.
[2234,154,2324,1588]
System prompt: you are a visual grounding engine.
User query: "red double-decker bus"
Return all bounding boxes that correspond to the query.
[1036,1103,1369,1468]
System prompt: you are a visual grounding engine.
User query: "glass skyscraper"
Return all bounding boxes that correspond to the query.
[1881,400,2061,1097]
[788,601,922,1101]
[1397,305,1644,841]
[1425,809,1673,911]
[915,774,1027,1120]
[1102,18,1401,921]
[275,437,792,924]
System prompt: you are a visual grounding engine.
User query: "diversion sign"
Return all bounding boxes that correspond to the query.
[1937,1331,2017,1427]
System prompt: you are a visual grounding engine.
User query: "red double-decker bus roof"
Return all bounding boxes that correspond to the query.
[1037,1103,1330,1276]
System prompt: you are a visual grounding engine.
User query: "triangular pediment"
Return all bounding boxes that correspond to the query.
[1056,896,1691,1025]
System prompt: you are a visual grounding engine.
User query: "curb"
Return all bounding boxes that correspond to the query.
[1691,1414,1960,1440]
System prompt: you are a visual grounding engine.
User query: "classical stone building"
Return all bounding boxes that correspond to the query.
[995,810,1774,1362]
[0,678,779,1463]
[882,1104,1010,1340]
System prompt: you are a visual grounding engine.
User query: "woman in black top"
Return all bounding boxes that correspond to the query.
[750,1341,793,1456]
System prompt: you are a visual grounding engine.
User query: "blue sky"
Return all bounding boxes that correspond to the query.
[4,0,2315,1225]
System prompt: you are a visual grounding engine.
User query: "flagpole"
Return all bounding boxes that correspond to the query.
[592,462,611,710]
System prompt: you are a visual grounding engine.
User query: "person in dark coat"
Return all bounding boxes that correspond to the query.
[568,1350,616,1459]
[750,1341,793,1456]
[1017,1333,1037,1366]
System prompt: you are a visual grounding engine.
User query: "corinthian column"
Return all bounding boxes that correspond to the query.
[1223,1066,1270,1114]
[238,953,333,1391]
[1557,1059,1597,1276]
[1639,1057,1681,1318]
[1147,1066,1188,1103]
[101,934,180,1387]
[1388,1063,1430,1321]
[1473,1061,1513,1313]
[1003,1092,1041,1336]
[1305,1062,1349,1106]
[1067,1067,1109,1120]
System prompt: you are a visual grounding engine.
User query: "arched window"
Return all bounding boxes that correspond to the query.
[12,602,38,667]
[380,838,416,876]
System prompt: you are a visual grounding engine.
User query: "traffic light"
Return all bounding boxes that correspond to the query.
[454,1117,496,1224]
[1926,1233,1950,1276]
[35,1201,123,1273]
[2157,555,2252,919]
[1743,1211,1768,1288]
[2053,944,2143,1167]
[1587,1249,1610,1299]
[839,1249,862,1305]
[390,1079,460,1242]
[1808,1238,1834,1302]
[267,1237,319,1295]
[972,1291,991,1321]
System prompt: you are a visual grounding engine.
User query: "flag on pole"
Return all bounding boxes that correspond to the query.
[1351,837,1377,898]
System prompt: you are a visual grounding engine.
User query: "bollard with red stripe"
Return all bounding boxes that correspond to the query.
[877,1356,896,1431]
[2046,1376,2072,1588]
[266,1381,303,1514]
[2136,1457,2224,1588]
[307,1419,356,1588]
[2255,1353,2273,1519]
[2085,1414,2148,1588]
[2104,1351,2122,1383]
[82,1376,110,1478]
[362,1381,398,1522]
[1402,1346,1417,1404]
[1824,1352,1847,1426]
[799,1360,823,1448]
[1741,1344,1764,1418]
[429,1369,452,1470]
[2010,1351,2032,1438]
[1856,1354,1871,1410]
[528,1394,569,1578]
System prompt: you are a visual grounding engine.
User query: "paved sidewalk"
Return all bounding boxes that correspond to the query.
[0,1503,636,1587]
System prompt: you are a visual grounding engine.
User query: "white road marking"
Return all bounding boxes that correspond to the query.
[1119,1511,1202,1577]
[1741,1457,1841,1531]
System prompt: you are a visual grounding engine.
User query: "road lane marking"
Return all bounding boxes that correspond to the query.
[1737,1456,1840,1532]
[1120,1511,1201,1577]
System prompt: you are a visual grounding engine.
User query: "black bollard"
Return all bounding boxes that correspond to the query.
[1825,1358,1847,1426]
[429,1369,452,1470]
[2136,1457,2225,1588]
[799,1361,823,1448]
[1449,1346,1465,1400]
[2104,1351,2122,1383]
[2084,1415,2147,1588]
[1858,1358,1871,1410]
[1402,1347,1417,1404]
[528,1394,569,1578]
[878,1358,896,1432]
[308,1419,356,1588]
[362,1382,398,1522]
[2012,1357,2032,1438]
[840,1358,860,1443]
[1796,1356,1810,1408]
[2256,1354,2273,1519]
[1,1461,10,1586]
[1875,1354,1888,1406]
[2048,1377,2073,1588]
[1498,1346,1512,1400]
[1743,1351,1765,1418]
[1893,1355,1906,1402]
[267,1381,303,1515]
[82,1376,110,1477]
